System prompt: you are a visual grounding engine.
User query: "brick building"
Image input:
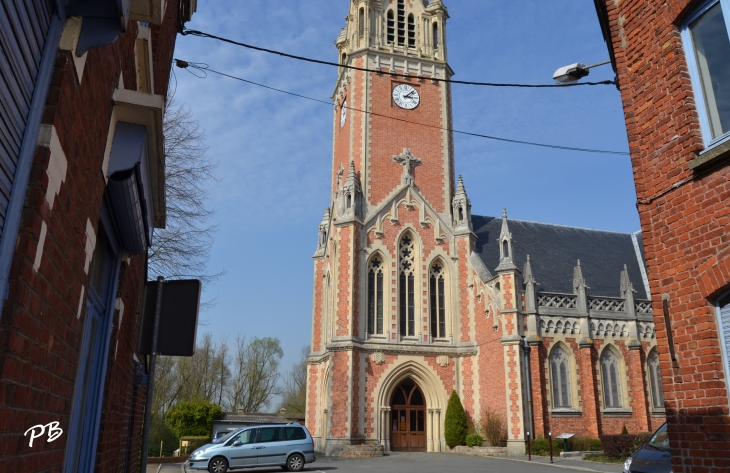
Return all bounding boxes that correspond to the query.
[307,0,664,457]
[0,0,195,471]
[593,0,730,471]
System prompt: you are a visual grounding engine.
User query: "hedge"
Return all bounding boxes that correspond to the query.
[527,436,602,456]
[180,436,210,455]
[600,433,652,459]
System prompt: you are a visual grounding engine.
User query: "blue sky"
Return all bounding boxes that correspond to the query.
[171,0,635,376]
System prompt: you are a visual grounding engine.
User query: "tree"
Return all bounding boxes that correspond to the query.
[151,334,230,421]
[164,399,225,438]
[148,93,221,286]
[444,390,468,448]
[227,335,283,413]
[278,346,309,416]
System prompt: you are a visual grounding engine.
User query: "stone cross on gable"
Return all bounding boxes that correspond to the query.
[393,148,422,186]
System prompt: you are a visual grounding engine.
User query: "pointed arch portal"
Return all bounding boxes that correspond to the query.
[390,378,426,451]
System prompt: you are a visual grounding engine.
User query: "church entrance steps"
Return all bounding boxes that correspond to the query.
[339,445,385,458]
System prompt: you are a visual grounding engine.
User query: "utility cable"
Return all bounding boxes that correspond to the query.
[174,60,629,156]
[179,28,617,88]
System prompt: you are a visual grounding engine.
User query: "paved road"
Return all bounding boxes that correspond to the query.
[154,452,623,473]
[308,453,622,473]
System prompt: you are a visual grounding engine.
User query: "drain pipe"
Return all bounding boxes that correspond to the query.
[522,337,534,443]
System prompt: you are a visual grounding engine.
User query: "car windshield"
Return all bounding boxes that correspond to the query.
[647,423,670,451]
[213,429,244,444]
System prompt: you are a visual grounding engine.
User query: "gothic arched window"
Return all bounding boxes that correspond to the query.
[407,14,416,48]
[648,349,664,410]
[387,10,395,44]
[397,0,406,46]
[550,346,572,408]
[430,262,446,339]
[601,347,623,408]
[368,257,384,335]
[433,22,439,48]
[359,8,365,38]
[399,234,416,337]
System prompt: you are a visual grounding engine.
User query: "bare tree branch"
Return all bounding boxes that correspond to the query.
[148,92,223,288]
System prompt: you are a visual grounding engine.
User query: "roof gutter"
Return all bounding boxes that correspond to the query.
[592,0,619,87]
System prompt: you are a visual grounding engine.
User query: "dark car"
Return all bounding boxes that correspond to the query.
[623,423,672,473]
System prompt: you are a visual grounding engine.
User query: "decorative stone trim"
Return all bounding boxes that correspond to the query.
[436,355,449,367]
[371,352,386,365]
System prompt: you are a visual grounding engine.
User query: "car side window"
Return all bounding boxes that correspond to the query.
[647,424,670,451]
[228,429,257,446]
[284,427,307,441]
[259,427,283,443]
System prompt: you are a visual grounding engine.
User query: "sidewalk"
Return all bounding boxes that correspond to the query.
[480,454,623,473]
[145,463,186,473]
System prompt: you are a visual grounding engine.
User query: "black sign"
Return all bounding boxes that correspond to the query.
[138,279,201,356]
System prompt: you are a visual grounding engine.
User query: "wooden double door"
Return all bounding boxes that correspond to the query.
[390,379,426,452]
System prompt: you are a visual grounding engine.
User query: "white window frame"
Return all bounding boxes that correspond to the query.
[716,291,730,406]
[681,0,730,149]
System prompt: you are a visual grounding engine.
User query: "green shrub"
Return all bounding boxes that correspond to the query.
[165,399,225,438]
[180,436,210,455]
[621,425,629,435]
[466,434,483,447]
[569,436,602,452]
[444,391,468,448]
[526,435,562,456]
[481,407,506,447]
[148,416,179,457]
[600,433,651,459]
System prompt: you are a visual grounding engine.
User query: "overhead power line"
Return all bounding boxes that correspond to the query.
[174,60,629,156]
[179,28,617,88]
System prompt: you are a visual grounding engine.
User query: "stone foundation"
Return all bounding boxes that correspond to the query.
[339,445,385,458]
[449,446,508,456]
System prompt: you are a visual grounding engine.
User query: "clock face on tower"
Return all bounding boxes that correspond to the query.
[392,84,420,110]
[340,101,347,127]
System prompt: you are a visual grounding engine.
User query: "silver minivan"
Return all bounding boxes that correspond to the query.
[187,424,316,473]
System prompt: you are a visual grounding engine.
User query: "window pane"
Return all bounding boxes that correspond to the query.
[285,427,306,441]
[408,274,414,335]
[376,272,383,334]
[259,427,282,443]
[368,270,375,335]
[691,3,730,139]
[551,359,561,407]
[430,276,437,337]
[399,273,406,335]
[559,361,570,407]
[438,277,445,338]
[236,429,256,444]
[410,410,417,431]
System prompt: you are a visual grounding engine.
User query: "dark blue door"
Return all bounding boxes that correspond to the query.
[65,223,120,472]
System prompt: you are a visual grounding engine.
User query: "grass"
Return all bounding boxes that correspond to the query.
[583,453,625,464]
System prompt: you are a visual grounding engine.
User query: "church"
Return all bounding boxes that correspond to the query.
[306,0,665,456]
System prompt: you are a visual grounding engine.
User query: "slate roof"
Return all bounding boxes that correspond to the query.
[471,215,649,299]
[216,413,294,425]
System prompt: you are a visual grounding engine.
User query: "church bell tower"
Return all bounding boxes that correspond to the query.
[331,0,455,217]
[308,1,469,456]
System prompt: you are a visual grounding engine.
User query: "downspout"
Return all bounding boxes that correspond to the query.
[522,337,534,441]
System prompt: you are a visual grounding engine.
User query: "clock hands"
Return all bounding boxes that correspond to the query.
[403,91,416,100]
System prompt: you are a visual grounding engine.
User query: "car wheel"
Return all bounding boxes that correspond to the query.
[286,453,305,472]
[208,456,229,473]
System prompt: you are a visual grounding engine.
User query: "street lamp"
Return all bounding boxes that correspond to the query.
[553,60,611,84]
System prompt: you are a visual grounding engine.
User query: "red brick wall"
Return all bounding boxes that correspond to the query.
[600,0,730,469]
[329,351,351,438]
[368,73,448,212]
[0,10,180,473]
